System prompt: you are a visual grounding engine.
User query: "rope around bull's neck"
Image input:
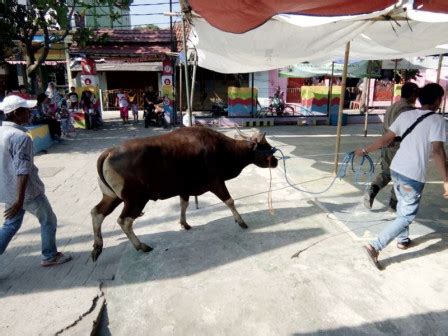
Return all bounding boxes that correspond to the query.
[275,148,376,195]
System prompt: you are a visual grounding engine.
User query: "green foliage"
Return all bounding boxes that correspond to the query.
[397,69,421,82]
[0,0,132,83]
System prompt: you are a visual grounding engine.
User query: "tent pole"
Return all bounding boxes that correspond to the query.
[181,14,192,126]
[436,54,443,84]
[326,61,335,116]
[363,76,371,137]
[391,60,398,105]
[333,41,350,175]
[251,72,255,116]
[363,61,372,137]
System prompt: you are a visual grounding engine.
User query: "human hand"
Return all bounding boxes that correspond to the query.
[354,148,366,157]
[4,201,23,220]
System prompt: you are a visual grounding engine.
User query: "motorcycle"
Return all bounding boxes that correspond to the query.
[210,94,228,117]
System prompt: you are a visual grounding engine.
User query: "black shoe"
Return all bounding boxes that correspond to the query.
[388,199,397,212]
[397,238,411,250]
[363,185,379,209]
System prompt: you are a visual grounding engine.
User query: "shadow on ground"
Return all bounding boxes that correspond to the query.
[294,310,448,335]
[1,206,323,296]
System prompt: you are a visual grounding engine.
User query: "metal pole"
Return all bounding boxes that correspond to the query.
[436,54,443,84]
[179,65,183,118]
[169,0,176,125]
[190,51,198,112]
[333,42,350,174]
[181,14,192,126]
[326,61,335,116]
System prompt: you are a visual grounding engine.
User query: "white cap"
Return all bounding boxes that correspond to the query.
[0,95,37,114]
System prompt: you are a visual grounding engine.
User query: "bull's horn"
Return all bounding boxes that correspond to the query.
[235,126,249,139]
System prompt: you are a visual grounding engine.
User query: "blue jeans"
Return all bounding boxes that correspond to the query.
[371,171,425,251]
[0,194,58,261]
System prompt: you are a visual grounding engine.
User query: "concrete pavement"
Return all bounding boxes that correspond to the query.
[1,116,447,335]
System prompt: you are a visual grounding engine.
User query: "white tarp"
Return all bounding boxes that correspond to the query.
[190,4,448,73]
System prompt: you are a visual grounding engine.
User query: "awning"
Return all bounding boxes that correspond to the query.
[71,62,163,72]
[187,1,448,73]
[188,0,397,33]
[279,61,379,78]
[6,60,66,66]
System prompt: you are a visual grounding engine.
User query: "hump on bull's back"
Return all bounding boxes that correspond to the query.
[103,156,124,199]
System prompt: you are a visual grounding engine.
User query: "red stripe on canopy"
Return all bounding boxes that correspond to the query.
[414,0,448,13]
[188,0,397,33]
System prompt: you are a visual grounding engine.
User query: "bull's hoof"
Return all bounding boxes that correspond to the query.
[139,243,153,253]
[237,221,248,229]
[181,222,191,230]
[91,247,103,262]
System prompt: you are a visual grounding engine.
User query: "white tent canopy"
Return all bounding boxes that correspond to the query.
[189,3,448,73]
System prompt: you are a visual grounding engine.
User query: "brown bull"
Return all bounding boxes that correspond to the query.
[91,127,278,261]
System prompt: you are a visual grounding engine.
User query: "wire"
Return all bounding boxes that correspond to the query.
[83,13,165,17]
[76,2,179,7]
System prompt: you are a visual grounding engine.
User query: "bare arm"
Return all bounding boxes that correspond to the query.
[354,131,396,157]
[432,141,448,198]
[4,175,29,219]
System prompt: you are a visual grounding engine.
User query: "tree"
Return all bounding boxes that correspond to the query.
[0,0,132,92]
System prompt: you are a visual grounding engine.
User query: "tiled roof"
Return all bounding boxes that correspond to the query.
[93,28,173,43]
[70,44,170,56]
[69,28,174,60]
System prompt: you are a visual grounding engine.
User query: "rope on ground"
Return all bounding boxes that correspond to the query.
[291,219,393,258]
[268,159,274,215]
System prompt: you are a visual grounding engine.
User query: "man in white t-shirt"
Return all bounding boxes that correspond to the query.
[354,83,448,270]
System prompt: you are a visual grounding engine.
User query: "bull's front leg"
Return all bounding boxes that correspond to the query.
[179,195,191,230]
[211,181,248,229]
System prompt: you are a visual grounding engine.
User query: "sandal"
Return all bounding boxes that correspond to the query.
[397,239,411,250]
[363,245,382,270]
[41,252,72,267]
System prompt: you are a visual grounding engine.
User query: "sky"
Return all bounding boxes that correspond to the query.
[130,0,181,28]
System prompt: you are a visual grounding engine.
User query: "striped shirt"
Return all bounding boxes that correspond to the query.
[0,122,45,205]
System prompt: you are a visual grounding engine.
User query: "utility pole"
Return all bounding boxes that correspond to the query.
[169,0,176,124]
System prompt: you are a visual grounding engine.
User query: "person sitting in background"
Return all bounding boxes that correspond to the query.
[34,93,62,140]
[17,85,31,100]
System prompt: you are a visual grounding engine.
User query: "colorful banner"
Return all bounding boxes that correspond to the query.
[227,87,258,117]
[81,58,97,75]
[162,59,174,123]
[73,112,86,129]
[393,84,402,103]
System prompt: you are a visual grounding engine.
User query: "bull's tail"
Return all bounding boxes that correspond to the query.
[97,150,117,198]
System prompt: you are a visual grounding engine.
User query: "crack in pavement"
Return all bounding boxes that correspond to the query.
[54,282,105,336]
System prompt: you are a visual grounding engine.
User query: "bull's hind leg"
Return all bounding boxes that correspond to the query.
[179,195,191,230]
[91,195,122,261]
[118,202,153,253]
[210,181,248,229]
